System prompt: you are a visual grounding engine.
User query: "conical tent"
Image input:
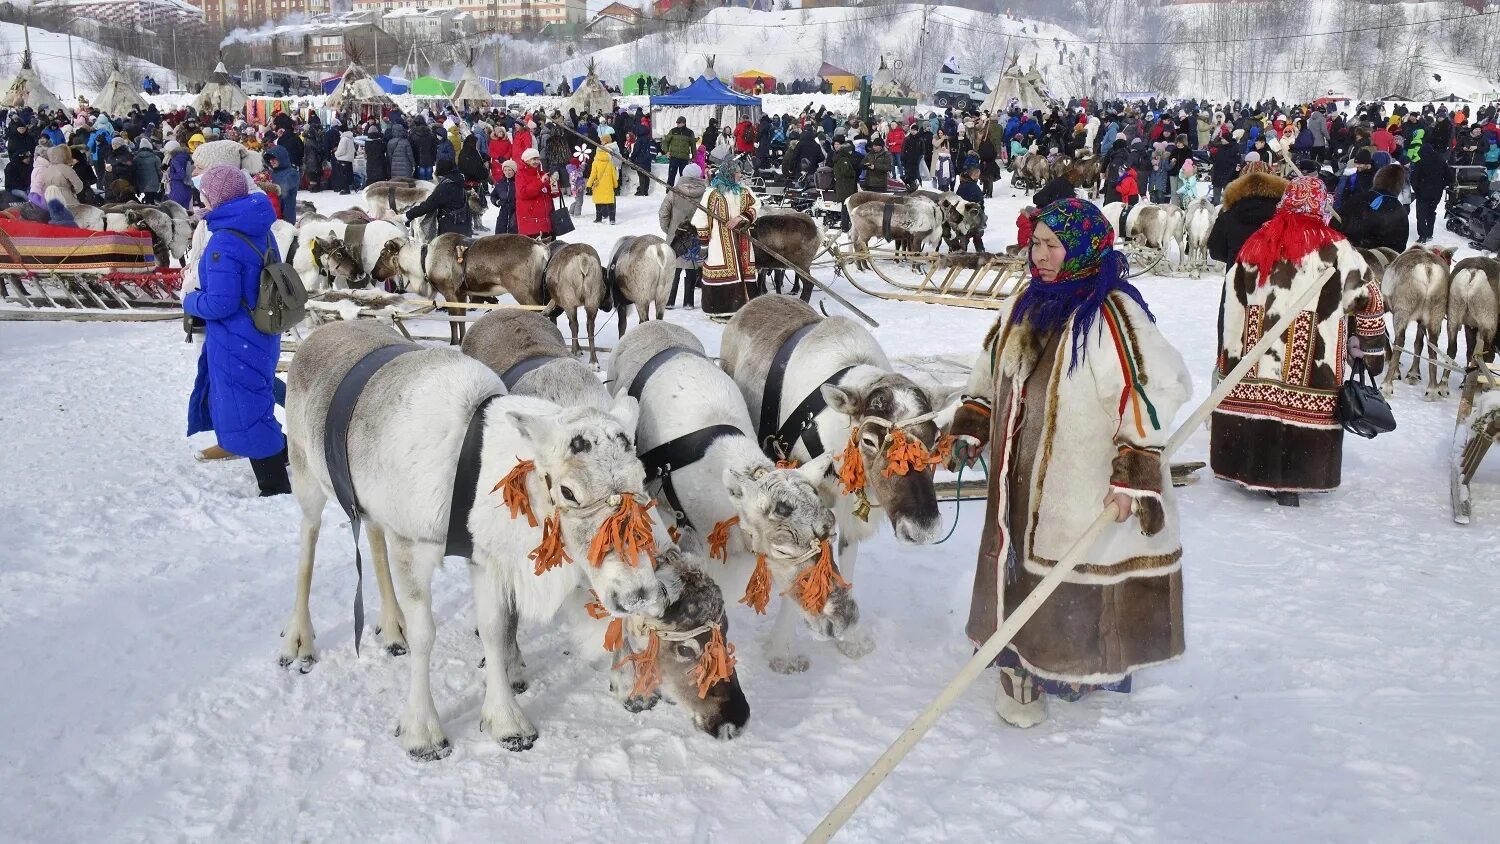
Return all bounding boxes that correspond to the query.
[93,68,147,116]
[566,59,614,116]
[451,62,493,109]
[980,55,1049,114]
[2,49,67,112]
[409,76,456,97]
[194,60,247,114]
[325,60,395,111]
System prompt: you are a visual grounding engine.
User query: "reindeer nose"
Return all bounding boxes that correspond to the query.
[610,583,666,617]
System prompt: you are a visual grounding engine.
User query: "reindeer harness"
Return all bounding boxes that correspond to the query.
[627,346,743,531]
[758,322,853,460]
[324,344,502,652]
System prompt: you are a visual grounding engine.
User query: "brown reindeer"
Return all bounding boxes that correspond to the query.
[606,234,676,337]
[1383,245,1456,400]
[373,233,549,344]
[545,243,608,364]
[752,210,821,301]
[1447,256,1500,370]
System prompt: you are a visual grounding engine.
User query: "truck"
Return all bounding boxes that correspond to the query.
[931,71,991,110]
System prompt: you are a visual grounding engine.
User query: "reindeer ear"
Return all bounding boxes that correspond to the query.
[723,466,755,501]
[796,454,835,484]
[507,410,558,452]
[609,393,639,439]
[821,383,862,416]
[655,548,686,602]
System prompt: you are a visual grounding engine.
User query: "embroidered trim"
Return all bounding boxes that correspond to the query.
[1218,378,1339,427]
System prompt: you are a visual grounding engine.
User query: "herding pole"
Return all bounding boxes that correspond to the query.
[804,269,1335,843]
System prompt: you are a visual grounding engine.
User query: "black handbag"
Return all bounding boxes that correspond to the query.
[549,194,575,237]
[1336,358,1397,438]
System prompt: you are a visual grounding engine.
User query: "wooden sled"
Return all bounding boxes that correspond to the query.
[1452,360,1500,525]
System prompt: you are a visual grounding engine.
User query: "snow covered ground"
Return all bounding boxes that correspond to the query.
[0,21,171,104]
[2,176,1498,843]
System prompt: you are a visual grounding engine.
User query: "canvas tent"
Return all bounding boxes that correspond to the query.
[732,69,776,94]
[92,67,147,116]
[980,55,1050,114]
[2,48,67,113]
[567,60,614,116]
[651,75,761,137]
[451,63,494,109]
[499,77,543,96]
[819,62,858,94]
[320,73,408,95]
[326,61,398,112]
[194,60,247,115]
[410,76,456,97]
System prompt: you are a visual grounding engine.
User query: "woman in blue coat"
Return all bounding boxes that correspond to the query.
[182,165,290,496]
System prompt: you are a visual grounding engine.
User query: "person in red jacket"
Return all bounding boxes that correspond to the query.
[511,119,536,165]
[1014,205,1034,253]
[515,147,557,240]
[886,123,907,180]
[1117,167,1141,206]
[734,120,756,155]
[488,128,513,183]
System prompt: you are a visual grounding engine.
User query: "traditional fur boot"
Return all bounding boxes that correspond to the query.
[994,669,1047,728]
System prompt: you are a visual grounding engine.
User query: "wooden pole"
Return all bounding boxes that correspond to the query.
[804,269,1334,844]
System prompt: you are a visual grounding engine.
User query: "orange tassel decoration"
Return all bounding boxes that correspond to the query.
[691,626,737,699]
[739,554,773,614]
[835,428,867,495]
[792,540,850,615]
[668,525,681,544]
[707,516,738,563]
[491,459,539,527]
[882,428,931,477]
[616,630,663,698]
[584,591,624,652]
[529,511,572,575]
[588,497,657,568]
[926,433,956,468]
[775,458,801,469]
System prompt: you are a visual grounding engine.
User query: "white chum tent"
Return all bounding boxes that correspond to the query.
[93,69,147,117]
[981,55,1050,114]
[326,61,395,112]
[2,49,67,113]
[451,62,493,110]
[194,61,247,114]
[566,60,614,117]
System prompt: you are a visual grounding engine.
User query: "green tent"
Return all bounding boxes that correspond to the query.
[409,75,457,97]
[623,72,653,96]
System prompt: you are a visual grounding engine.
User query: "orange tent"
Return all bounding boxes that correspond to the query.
[732,69,776,95]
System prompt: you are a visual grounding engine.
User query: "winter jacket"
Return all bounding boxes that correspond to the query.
[659,172,707,239]
[334,133,356,163]
[365,135,390,184]
[887,125,907,154]
[490,176,517,234]
[514,161,556,237]
[1308,112,1329,147]
[863,147,893,191]
[1339,190,1409,252]
[405,170,473,236]
[458,137,489,185]
[182,192,284,460]
[587,150,619,204]
[409,122,437,168]
[662,125,696,160]
[510,128,534,164]
[1409,146,1450,201]
[167,149,191,207]
[734,121,756,155]
[831,147,859,201]
[488,136,512,182]
[1208,171,1288,264]
[302,125,325,172]
[435,136,455,164]
[133,144,164,194]
[1211,142,1240,186]
[32,145,83,203]
[387,125,415,180]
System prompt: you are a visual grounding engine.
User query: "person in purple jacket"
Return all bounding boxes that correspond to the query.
[164,138,193,208]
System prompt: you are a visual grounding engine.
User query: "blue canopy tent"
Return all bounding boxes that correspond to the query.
[499,77,544,96]
[321,74,409,95]
[571,75,586,92]
[649,76,762,137]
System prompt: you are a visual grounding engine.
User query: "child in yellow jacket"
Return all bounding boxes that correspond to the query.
[587,150,619,224]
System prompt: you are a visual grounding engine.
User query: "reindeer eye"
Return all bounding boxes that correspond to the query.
[860,433,881,451]
[676,643,697,658]
[560,486,578,504]
[569,435,591,454]
[774,501,794,518]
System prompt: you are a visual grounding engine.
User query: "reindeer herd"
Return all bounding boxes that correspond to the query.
[281,294,950,760]
[1370,245,1499,400]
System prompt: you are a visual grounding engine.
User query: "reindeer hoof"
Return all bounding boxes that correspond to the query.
[835,632,876,660]
[769,654,811,674]
[385,642,408,657]
[1405,371,1422,385]
[511,680,529,695]
[1438,384,1451,398]
[278,653,316,673]
[623,692,660,713]
[1381,384,1395,398]
[499,734,536,752]
[1424,389,1442,402]
[406,739,453,762]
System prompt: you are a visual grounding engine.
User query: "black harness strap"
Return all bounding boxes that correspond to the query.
[880,201,896,241]
[628,346,701,400]
[387,184,397,215]
[344,221,366,271]
[325,344,417,654]
[500,355,557,389]
[444,393,505,560]
[759,323,817,447]
[768,366,854,460]
[639,424,744,528]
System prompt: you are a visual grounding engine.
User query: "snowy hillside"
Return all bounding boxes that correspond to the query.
[0,21,172,103]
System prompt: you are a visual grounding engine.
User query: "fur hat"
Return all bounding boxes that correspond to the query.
[200,165,248,209]
[521,147,541,164]
[1243,151,1262,163]
[1373,163,1407,194]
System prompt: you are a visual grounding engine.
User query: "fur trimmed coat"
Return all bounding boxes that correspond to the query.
[1210,236,1387,493]
[950,291,1192,687]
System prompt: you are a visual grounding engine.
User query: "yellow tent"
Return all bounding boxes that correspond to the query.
[819,61,859,94]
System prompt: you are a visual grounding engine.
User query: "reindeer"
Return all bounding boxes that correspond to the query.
[374,233,549,344]
[461,309,611,409]
[1104,201,1185,268]
[721,295,944,663]
[1382,245,1456,399]
[1065,154,1103,199]
[282,321,749,759]
[1182,198,1219,276]
[610,321,861,672]
[546,243,608,365]
[1447,256,1500,370]
[606,234,675,338]
[752,210,821,301]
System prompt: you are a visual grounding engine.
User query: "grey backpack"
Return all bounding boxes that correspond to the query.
[227,230,307,335]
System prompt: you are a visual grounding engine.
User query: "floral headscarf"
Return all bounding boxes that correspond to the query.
[1237,174,1343,286]
[1011,198,1155,372]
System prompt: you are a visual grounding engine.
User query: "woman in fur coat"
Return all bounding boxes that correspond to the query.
[1210,175,1388,506]
[691,163,760,317]
[949,198,1193,728]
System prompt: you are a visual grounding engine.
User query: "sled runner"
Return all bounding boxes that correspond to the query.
[1452,359,1500,524]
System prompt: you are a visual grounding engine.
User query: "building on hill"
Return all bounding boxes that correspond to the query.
[193,0,333,29]
[226,19,399,76]
[587,2,642,41]
[35,0,207,34]
[350,0,583,33]
[379,7,478,42]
